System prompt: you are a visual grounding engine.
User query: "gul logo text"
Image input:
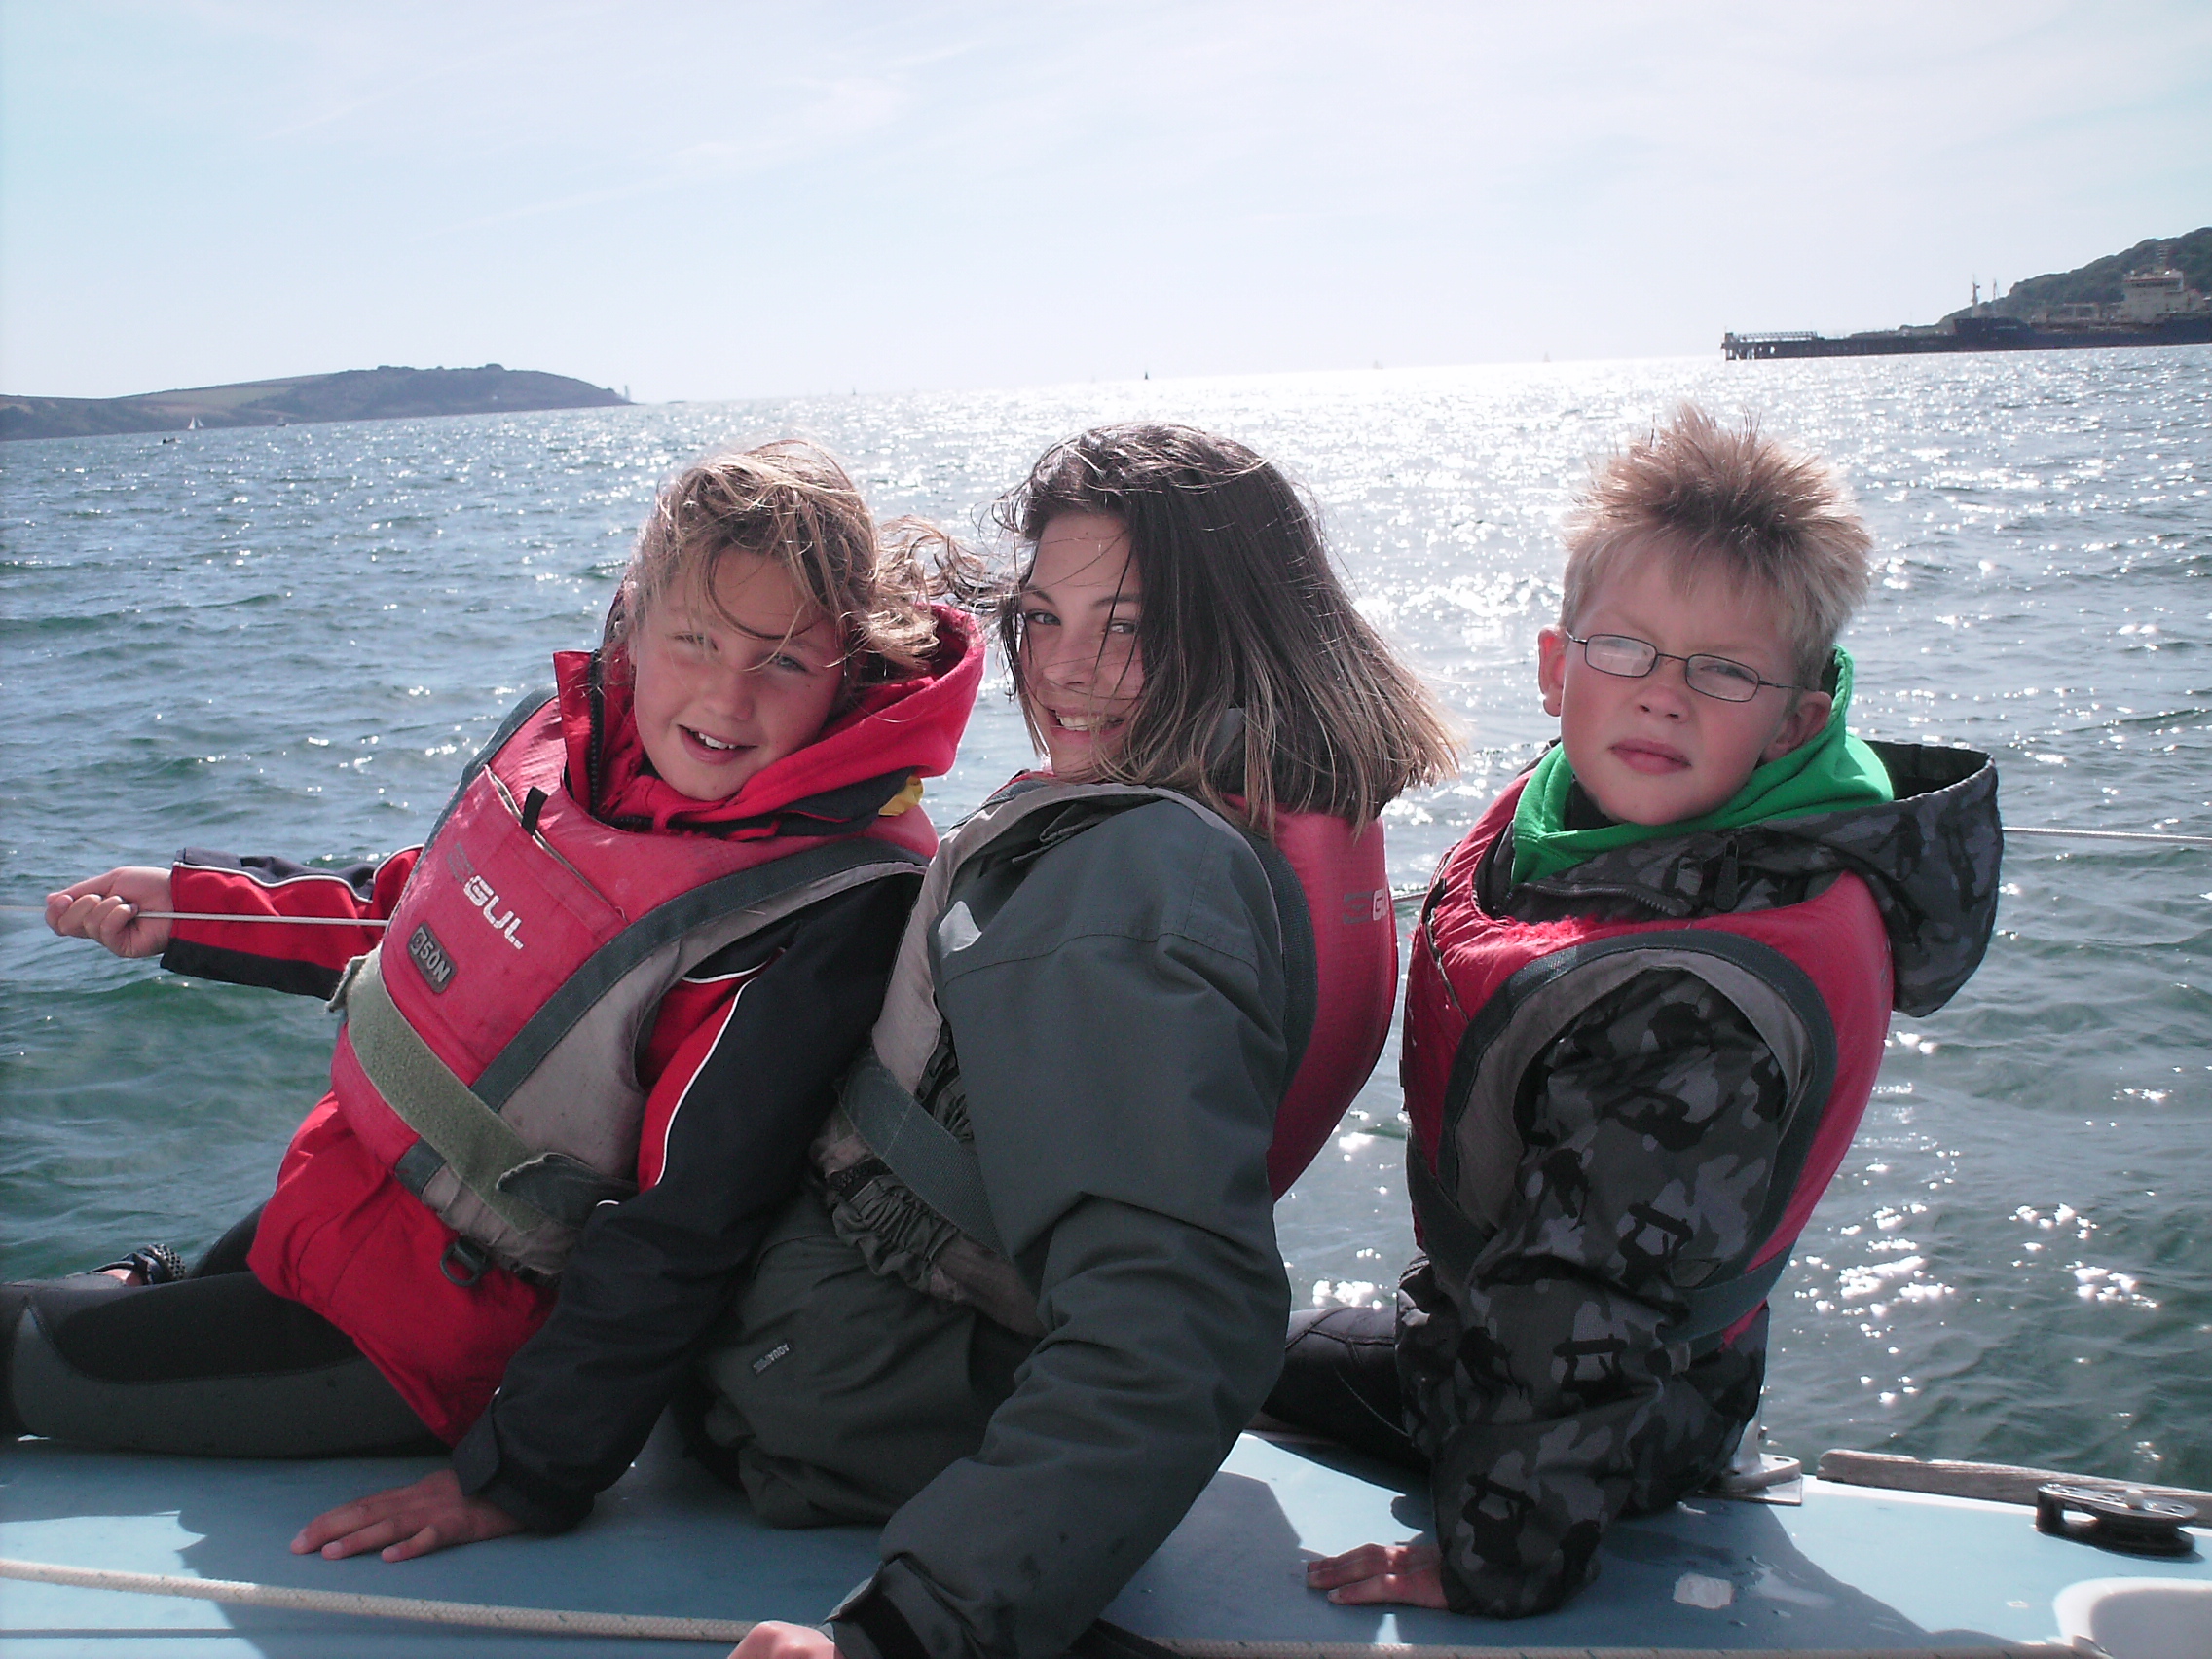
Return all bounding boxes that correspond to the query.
[461,874,527,950]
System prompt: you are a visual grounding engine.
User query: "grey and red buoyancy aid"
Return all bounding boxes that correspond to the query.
[1402,777,1895,1348]
[322,616,981,1284]
[811,774,1398,1334]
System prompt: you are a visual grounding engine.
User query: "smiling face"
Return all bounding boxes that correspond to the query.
[1537,540,1832,826]
[1016,512,1144,778]
[627,550,846,801]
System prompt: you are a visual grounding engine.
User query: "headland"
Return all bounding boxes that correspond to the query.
[0,364,629,442]
[1724,227,2212,360]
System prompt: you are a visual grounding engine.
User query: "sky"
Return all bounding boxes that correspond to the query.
[3,0,2208,403]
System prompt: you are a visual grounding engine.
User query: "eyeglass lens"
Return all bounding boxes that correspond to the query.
[1579,634,1765,702]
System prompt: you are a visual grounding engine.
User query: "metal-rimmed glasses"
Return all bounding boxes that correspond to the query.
[1563,632,1809,703]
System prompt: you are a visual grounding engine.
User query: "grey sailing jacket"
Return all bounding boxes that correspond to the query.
[825,787,1296,1659]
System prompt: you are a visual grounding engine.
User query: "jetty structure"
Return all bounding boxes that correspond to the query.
[1724,228,2212,360]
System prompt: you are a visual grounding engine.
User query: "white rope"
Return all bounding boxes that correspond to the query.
[1374,823,2212,909]
[0,1555,749,1641]
[0,906,388,927]
[2004,826,2212,847]
[7,824,2202,931]
[0,1557,2073,1655]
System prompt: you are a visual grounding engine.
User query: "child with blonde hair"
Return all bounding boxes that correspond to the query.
[1282,406,2002,1616]
[15,442,981,1493]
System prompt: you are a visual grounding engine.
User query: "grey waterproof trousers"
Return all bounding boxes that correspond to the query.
[693,1188,1032,1527]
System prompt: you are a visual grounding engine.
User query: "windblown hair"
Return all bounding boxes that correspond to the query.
[989,424,1456,830]
[607,440,940,701]
[1562,405,1873,685]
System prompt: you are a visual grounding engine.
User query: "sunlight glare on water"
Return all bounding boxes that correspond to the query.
[3,348,2207,1487]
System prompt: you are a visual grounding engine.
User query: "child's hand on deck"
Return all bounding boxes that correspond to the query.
[292,1468,521,1562]
[1306,1540,1450,1607]
[46,867,174,958]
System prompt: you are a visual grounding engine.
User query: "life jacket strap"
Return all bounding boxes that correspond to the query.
[1404,1145,1488,1287]
[333,946,552,1240]
[1661,1249,1790,1352]
[420,689,554,854]
[834,787,1317,1276]
[1237,830,1316,1086]
[839,1051,1007,1257]
[469,837,929,1111]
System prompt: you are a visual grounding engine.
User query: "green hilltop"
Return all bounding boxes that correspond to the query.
[1950,227,2212,322]
[0,364,628,443]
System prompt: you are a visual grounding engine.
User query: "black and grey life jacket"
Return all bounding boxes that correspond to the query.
[810,773,1399,1334]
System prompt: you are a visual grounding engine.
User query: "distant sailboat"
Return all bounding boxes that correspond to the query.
[185,416,203,430]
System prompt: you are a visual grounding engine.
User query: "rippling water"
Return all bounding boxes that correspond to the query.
[4,350,2207,1489]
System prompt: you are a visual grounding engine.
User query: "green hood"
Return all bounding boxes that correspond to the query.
[1510,647,1894,886]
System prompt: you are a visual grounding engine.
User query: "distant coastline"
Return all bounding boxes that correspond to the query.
[0,364,628,443]
[1723,227,2212,361]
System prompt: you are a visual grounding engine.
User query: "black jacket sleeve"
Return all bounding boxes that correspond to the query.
[452,876,917,1530]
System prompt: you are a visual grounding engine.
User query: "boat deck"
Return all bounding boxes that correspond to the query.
[2,1426,2205,1654]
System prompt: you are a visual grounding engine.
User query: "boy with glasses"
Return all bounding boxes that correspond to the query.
[1276,406,2002,1616]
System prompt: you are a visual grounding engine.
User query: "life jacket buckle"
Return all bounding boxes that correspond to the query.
[440,1236,491,1288]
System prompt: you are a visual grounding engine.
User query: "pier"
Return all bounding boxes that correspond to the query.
[1726,266,2212,360]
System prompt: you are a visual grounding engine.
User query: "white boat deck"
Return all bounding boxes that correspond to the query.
[2,1425,2205,1655]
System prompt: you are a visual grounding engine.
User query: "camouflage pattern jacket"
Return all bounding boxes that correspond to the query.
[1397,741,2000,1616]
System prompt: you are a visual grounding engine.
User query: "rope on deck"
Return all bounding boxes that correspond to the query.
[0,1556,2079,1654]
[0,1555,752,1641]
[1158,1648,2072,1659]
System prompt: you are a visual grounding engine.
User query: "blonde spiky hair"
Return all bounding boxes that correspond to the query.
[1561,405,1873,684]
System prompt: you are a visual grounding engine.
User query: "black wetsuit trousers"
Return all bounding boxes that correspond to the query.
[1262,1304,1426,1470]
[0,1210,442,1457]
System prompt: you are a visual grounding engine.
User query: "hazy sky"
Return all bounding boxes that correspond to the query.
[4,0,2207,401]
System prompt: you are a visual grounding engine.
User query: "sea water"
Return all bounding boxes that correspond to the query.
[3,350,2207,1490]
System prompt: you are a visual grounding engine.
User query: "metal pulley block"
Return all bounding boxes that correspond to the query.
[2035,1481,2200,1557]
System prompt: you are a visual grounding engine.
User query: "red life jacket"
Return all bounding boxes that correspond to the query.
[323,695,940,1280]
[812,776,1394,1333]
[1256,806,1397,1194]
[250,613,982,1440]
[1401,777,1893,1346]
